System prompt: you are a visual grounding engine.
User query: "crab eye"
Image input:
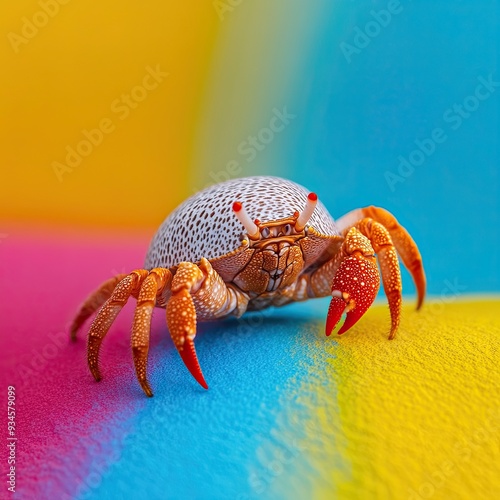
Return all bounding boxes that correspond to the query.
[261,227,270,238]
[284,224,293,235]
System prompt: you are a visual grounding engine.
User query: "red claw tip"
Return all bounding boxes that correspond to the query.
[232,201,242,212]
[325,255,380,337]
[325,296,346,336]
[308,192,318,201]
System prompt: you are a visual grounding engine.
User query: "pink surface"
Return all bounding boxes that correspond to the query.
[0,227,157,498]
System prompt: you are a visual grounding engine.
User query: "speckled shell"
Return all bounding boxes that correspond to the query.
[144,176,339,269]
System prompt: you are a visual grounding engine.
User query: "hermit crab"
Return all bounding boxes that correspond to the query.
[71,176,425,396]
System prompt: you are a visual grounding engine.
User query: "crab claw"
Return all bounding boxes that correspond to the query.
[325,254,380,336]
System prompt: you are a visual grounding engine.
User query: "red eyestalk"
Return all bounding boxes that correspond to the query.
[325,254,380,336]
[296,192,318,231]
[232,201,259,239]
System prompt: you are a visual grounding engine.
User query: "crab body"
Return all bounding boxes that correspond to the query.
[71,176,426,396]
[145,177,341,313]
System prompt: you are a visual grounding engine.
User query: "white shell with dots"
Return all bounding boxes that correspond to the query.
[144,176,339,269]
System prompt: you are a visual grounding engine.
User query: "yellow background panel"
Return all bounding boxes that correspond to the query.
[1,1,219,229]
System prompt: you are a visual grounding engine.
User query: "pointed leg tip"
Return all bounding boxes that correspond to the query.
[140,381,154,397]
[177,339,208,391]
[388,324,399,339]
[90,368,102,382]
[196,375,209,390]
[416,283,426,311]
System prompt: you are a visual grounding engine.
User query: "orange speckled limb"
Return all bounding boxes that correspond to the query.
[337,206,426,310]
[72,259,247,395]
[356,219,402,339]
[167,258,249,391]
[70,273,128,340]
[131,268,172,397]
[167,261,208,390]
[86,270,149,381]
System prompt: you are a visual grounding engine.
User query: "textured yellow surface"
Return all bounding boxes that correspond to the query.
[300,300,500,499]
[0,1,219,228]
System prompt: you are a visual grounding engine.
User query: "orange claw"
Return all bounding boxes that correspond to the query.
[325,254,380,336]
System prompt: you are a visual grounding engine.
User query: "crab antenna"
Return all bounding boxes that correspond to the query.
[232,201,259,239]
[296,193,318,230]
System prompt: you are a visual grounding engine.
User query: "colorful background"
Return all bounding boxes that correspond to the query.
[1,1,499,499]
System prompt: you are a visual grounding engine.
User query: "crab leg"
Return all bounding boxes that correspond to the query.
[70,273,127,340]
[131,268,172,397]
[336,206,426,309]
[167,258,248,390]
[356,220,402,339]
[167,262,209,390]
[86,270,148,381]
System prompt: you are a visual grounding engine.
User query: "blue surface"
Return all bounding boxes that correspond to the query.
[80,301,331,500]
[276,0,499,296]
